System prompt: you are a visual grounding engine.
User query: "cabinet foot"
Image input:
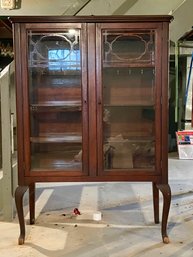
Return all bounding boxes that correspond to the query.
[156,184,171,244]
[163,236,170,244]
[15,186,28,245]
[18,237,25,245]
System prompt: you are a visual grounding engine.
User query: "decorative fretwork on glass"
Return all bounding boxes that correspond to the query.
[28,30,80,70]
[103,30,155,65]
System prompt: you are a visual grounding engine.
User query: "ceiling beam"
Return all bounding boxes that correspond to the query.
[170,0,193,42]
[113,0,139,15]
[62,0,92,15]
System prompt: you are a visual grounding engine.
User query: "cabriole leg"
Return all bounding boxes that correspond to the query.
[156,184,171,244]
[152,182,159,224]
[29,183,35,224]
[15,186,28,245]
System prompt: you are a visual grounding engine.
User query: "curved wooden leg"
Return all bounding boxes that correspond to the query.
[156,184,171,244]
[15,186,28,245]
[29,183,35,224]
[152,182,159,224]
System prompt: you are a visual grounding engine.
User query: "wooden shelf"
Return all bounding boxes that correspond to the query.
[30,101,82,112]
[30,134,82,143]
[105,137,154,144]
[31,152,82,170]
[103,62,155,68]
[104,102,154,107]
[31,75,81,87]
[31,101,81,106]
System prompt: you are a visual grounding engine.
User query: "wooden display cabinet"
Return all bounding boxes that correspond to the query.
[10,15,173,244]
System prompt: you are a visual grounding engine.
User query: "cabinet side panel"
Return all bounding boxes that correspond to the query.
[160,22,170,183]
[13,23,25,185]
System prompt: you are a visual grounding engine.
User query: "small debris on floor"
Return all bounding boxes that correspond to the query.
[73,208,81,215]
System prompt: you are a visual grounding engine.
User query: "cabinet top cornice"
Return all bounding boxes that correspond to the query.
[9,15,173,24]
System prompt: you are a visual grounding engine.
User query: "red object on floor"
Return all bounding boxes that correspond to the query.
[73,208,81,215]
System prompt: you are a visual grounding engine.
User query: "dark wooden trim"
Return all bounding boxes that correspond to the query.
[81,23,89,176]
[161,22,170,184]
[87,22,98,177]
[9,15,173,24]
[24,175,162,184]
[13,23,25,185]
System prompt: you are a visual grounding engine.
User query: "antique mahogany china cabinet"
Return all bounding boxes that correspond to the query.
[10,15,173,244]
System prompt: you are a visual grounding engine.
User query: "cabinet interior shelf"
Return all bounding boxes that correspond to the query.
[31,152,82,170]
[104,102,154,107]
[30,101,81,112]
[31,101,81,106]
[30,134,82,143]
[103,62,155,68]
[105,137,154,144]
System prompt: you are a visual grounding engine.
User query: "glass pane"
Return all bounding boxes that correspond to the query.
[102,30,155,170]
[28,29,82,171]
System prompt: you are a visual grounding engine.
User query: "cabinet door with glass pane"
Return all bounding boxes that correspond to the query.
[23,24,88,175]
[96,23,162,175]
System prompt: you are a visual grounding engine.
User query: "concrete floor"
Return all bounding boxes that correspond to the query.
[1,152,193,256]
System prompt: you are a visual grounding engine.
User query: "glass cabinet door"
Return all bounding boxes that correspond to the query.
[27,27,87,172]
[101,28,157,171]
